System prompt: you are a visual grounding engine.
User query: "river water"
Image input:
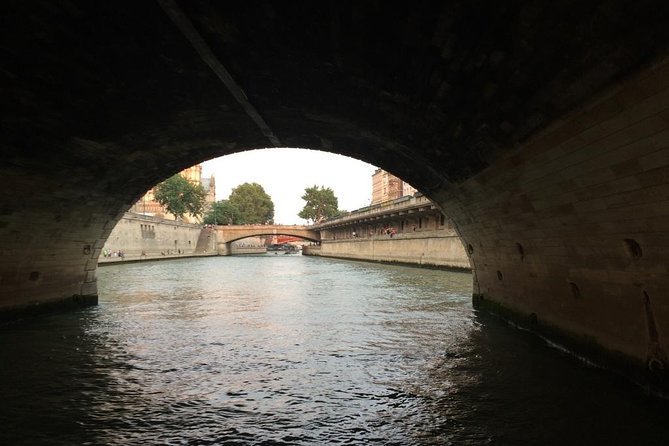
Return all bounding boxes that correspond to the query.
[1,255,668,445]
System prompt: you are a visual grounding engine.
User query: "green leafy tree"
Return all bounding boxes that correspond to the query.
[298,185,340,223]
[203,200,241,225]
[228,182,274,224]
[153,174,206,220]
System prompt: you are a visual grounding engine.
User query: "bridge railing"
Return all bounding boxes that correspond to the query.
[216,224,310,230]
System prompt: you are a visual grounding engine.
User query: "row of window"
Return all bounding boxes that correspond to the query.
[141,224,156,239]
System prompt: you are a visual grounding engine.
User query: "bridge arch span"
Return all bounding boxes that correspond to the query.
[2,1,669,385]
[215,225,320,246]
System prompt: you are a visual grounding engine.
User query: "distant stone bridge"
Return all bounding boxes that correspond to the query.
[215,224,320,255]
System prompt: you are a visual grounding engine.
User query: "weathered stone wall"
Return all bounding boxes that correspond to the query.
[101,213,204,259]
[303,231,470,270]
[0,211,106,313]
[433,56,669,375]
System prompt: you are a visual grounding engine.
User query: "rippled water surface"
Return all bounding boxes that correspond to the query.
[1,255,669,445]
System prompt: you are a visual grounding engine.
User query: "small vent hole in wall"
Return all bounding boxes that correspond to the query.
[623,238,642,259]
[29,271,39,281]
[496,270,503,281]
[516,242,524,261]
[467,244,474,255]
[569,282,581,299]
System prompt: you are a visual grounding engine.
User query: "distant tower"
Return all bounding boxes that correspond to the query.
[201,174,216,211]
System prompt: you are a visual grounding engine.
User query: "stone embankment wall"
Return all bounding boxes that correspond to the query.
[303,230,470,270]
[100,213,215,263]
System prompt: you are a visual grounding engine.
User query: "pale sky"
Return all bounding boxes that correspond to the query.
[201,148,377,224]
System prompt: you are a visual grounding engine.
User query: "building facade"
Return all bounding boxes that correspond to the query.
[371,169,417,204]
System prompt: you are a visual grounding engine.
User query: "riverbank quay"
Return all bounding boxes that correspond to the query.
[101,212,213,259]
[98,244,266,266]
[308,194,470,270]
[98,251,217,266]
[302,229,470,270]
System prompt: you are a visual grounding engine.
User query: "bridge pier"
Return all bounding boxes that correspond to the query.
[213,225,320,258]
[217,242,232,256]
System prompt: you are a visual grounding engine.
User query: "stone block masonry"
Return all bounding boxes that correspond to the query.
[303,231,470,271]
[99,212,215,263]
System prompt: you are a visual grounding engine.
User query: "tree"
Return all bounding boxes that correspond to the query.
[298,185,340,223]
[203,200,241,225]
[153,174,206,220]
[228,182,274,224]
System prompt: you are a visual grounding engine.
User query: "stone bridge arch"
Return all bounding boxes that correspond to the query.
[2,1,669,385]
[215,225,320,255]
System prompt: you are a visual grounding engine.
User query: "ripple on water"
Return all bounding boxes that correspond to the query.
[1,256,669,445]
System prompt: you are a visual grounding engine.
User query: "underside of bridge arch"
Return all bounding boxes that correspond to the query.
[3,1,669,385]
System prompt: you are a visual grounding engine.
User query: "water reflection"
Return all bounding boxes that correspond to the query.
[0,255,668,445]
